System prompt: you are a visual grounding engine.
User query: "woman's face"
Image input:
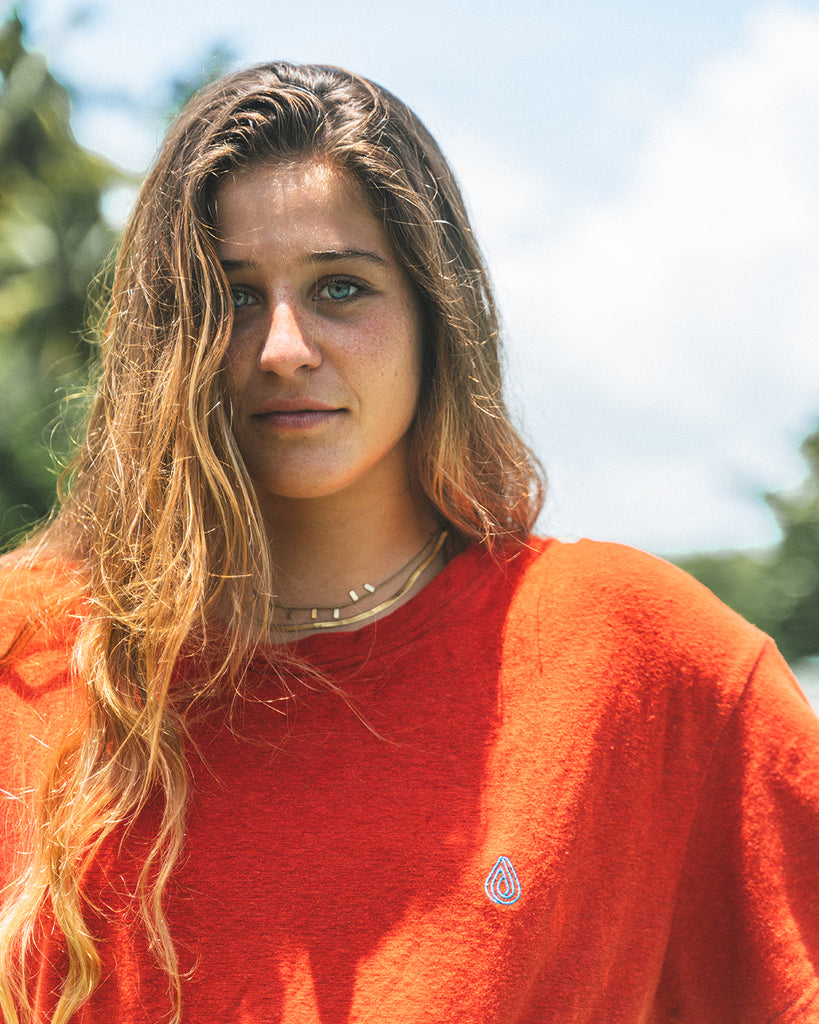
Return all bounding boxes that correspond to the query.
[215,159,423,517]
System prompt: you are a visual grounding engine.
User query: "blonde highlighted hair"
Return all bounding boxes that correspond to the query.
[0,62,544,1023]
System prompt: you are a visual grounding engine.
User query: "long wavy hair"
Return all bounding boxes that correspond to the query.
[0,62,545,1023]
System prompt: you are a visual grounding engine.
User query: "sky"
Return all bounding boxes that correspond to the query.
[16,0,819,557]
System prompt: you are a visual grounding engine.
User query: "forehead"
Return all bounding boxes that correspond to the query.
[214,159,381,243]
[218,157,353,201]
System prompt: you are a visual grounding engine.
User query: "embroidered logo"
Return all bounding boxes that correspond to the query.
[484,855,521,905]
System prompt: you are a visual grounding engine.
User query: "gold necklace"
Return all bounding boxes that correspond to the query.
[272,529,448,633]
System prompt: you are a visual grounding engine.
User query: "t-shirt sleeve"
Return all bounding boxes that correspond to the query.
[657,640,819,1023]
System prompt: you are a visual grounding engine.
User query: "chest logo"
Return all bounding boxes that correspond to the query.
[484,855,522,905]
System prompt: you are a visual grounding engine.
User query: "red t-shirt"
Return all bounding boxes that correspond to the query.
[2,538,818,1023]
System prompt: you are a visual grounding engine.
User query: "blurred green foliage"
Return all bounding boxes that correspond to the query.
[677,428,819,663]
[0,10,119,543]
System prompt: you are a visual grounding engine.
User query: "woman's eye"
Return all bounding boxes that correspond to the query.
[317,279,360,302]
[230,288,255,309]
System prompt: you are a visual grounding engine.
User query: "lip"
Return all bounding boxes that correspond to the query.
[251,398,344,432]
[254,398,340,415]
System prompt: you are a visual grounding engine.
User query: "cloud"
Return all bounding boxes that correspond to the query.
[452,3,819,553]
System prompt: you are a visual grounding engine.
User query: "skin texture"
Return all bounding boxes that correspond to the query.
[216,160,437,616]
[217,159,422,513]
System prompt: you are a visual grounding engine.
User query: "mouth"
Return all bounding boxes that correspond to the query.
[252,399,344,431]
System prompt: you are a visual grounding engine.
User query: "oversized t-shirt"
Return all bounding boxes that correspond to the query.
[1,537,818,1023]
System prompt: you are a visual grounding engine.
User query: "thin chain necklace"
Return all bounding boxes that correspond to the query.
[272,528,448,633]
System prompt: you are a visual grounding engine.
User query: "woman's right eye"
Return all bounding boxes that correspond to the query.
[230,288,255,309]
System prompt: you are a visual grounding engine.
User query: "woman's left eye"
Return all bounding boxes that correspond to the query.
[316,279,360,302]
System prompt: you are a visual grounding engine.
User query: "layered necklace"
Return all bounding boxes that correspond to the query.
[272,528,448,634]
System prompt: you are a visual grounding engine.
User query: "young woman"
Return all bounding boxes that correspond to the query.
[1,62,817,1024]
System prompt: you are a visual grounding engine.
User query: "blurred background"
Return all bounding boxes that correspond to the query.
[1,0,817,699]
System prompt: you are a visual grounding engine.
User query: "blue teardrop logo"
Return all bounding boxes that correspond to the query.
[484,855,521,905]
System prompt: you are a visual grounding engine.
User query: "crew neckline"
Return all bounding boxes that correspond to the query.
[268,536,550,670]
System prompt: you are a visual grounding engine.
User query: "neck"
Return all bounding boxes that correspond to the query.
[259,481,441,614]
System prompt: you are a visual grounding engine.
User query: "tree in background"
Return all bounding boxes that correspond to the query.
[0,11,119,544]
[677,426,819,664]
[0,11,233,549]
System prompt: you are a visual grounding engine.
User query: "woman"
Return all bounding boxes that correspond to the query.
[0,62,817,1024]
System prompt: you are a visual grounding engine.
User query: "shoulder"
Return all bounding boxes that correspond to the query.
[0,555,86,804]
[518,535,760,633]
[506,536,769,696]
[0,551,85,652]
[0,554,86,727]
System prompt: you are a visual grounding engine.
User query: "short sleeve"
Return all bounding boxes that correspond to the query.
[656,641,819,1023]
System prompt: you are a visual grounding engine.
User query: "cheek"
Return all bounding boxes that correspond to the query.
[352,308,422,397]
[407,344,423,412]
[221,329,260,408]
[220,358,242,415]
[394,299,424,388]
[389,327,423,418]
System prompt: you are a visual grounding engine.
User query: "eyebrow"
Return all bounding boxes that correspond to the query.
[307,249,389,267]
[218,249,390,273]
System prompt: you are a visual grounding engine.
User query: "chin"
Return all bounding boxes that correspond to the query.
[253,471,361,505]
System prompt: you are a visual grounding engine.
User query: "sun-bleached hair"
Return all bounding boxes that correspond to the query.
[0,62,544,1023]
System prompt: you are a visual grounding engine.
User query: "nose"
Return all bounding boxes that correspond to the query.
[258,301,322,377]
